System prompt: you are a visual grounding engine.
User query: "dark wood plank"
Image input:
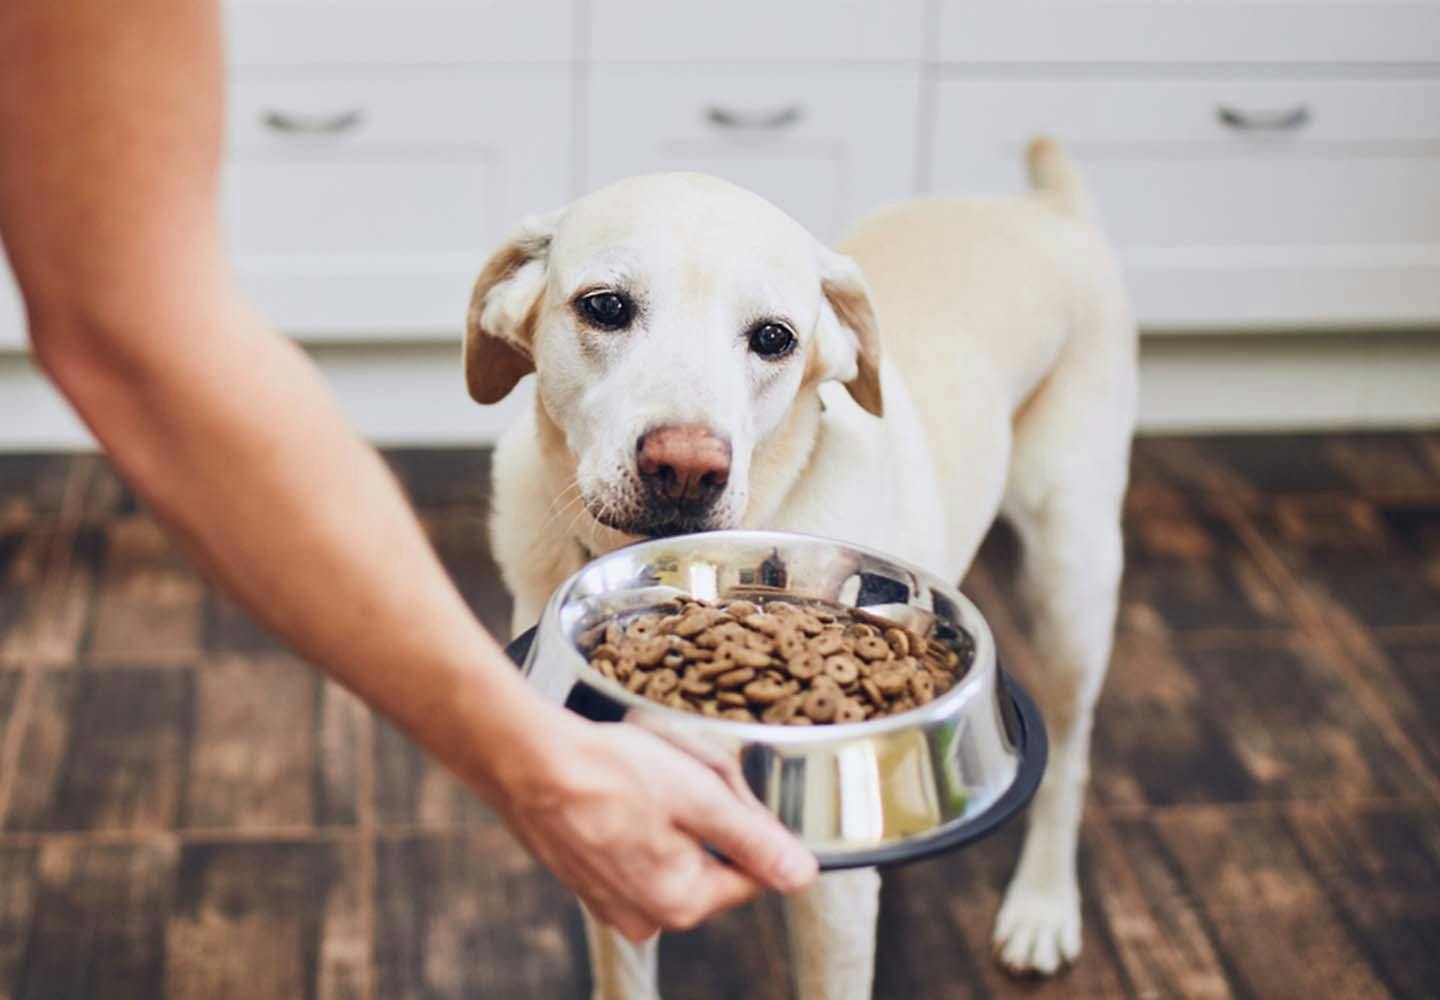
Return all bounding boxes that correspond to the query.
[1154,808,1394,1000]
[374,828,583,1000]
[1254,496,1440,629]
[0,845,40,993]
[185,655,361,830]
[1286,804,1440,1000]
[1122,493,1294,632]
[372,713,494,829]
[383,448,494,510]
[421,508,513,641]
[875,828,1133,1000]
[12,838,177,1000]
[0,520,63,664]
[0,669,20,745]
[1137,433,1439,497]
[1171,634,1420,800]
[203,591,287,654]
[166,839,366,1000]
[1097,819,1236,1000]
[0,454,73,522]
[1369,636,1440,784]
[5,668,191,832]
[85,517,205,659]
[1092,628,1259,807]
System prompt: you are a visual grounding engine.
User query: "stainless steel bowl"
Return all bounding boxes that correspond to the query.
[510,530,1045,869]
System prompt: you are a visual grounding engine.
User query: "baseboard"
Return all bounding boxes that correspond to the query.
[3,331,1438,451]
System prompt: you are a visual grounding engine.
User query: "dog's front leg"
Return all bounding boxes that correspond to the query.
[784,868,881,1000]
[993,492,1123,976]
[584,910,661,1000]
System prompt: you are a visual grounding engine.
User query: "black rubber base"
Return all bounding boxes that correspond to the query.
[503,628,1046,870]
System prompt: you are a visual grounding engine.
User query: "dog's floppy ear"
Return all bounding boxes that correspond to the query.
[813,247,884,418]
[465,209,562,404]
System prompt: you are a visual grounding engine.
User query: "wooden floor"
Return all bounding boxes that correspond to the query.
[0,433,1437,1000]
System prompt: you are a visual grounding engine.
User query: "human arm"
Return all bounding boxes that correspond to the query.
[0,0,816,939]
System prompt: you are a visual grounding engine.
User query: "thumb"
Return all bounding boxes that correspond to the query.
[674,769,818,893]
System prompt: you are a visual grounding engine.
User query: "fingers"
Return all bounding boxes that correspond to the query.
[673,768,818,894]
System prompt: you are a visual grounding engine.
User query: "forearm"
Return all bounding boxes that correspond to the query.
[37,287,557,802]
[1,0,560,802]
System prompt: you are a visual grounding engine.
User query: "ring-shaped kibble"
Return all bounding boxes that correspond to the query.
[777,631,806,659]
[874,670,909,695]
[646,668,678,697]
[716,666,757,689]
[823,654,860,686]
[854,636,891,661]
[743,677,791,704]
[788,652,825,680]
[801,687,838,723]
[577,598,969,724]
[626,615,661,640]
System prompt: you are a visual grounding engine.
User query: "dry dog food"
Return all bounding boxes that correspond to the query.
[577,595,972,725]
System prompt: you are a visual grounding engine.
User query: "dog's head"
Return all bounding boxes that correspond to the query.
[465,173,881,539]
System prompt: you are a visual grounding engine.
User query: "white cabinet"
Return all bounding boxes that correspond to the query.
[588,0,927,62]
[585,69,922,242]
[223,73,571,337]
[4,0,1440,365]
[937,0,1440,64]
[931,78,1440,328]
[224,0,574,66]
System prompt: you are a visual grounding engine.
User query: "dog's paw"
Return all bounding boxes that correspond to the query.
[991,882,1081,977]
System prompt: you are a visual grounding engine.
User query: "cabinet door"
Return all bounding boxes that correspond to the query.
[588,0,926,62]
[937,0,1440,64]
[224,0,575,67]
[224,72,571,338]
[931,79,1440,329]
[585,68,921,243]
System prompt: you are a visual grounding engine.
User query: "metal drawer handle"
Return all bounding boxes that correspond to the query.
[1216,104,1311,132]
[261,108,365,135]
[705,104,804,131]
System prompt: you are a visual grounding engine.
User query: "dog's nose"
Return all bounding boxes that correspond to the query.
[636,425,731,507]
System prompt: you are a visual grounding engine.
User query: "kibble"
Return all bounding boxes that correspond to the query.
[578,596,973,725]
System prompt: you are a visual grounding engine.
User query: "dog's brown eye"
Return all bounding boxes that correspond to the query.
[748,321,796,359]
[577,291,633,331]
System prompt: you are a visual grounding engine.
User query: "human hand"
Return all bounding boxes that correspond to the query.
[493,708,819,941]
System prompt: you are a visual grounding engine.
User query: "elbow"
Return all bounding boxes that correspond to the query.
[25,306,153,411]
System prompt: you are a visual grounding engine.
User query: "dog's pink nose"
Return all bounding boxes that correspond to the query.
[636,425,731,506]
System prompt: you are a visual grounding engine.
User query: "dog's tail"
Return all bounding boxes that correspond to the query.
[1025,136,1096,221]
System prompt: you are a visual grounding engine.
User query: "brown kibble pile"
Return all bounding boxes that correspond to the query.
[577,595,971,725]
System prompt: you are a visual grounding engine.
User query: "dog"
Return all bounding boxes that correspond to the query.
[465,137,1137,998]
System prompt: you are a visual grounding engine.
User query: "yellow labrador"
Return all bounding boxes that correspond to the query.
[466,138,1136,998]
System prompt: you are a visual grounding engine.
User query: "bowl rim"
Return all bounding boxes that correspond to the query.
[537,528,1001,745]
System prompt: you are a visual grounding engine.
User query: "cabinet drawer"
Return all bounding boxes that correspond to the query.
[585,69,921,242]
[931,79,1440,328]
[588,0,926,62]
[224,74,572,337]
[224,0,574,67]
[937,1,1440,65]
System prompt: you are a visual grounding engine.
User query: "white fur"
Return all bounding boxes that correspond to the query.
[472,140,1136,997]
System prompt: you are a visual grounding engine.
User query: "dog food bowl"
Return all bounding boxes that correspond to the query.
[506,530,1046,870]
